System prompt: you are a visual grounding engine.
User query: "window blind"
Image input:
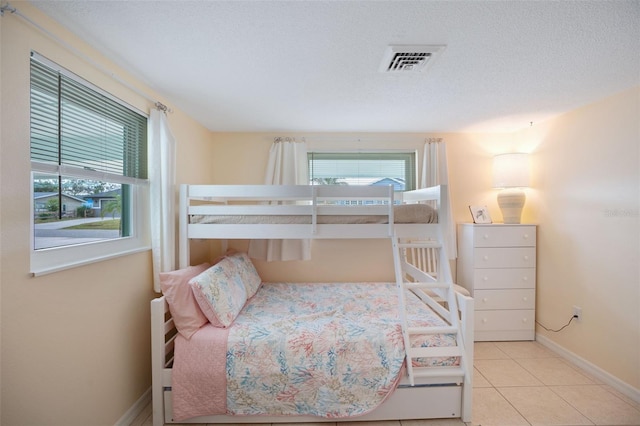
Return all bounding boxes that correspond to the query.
[308,152,416,190]
[30,56,148,180]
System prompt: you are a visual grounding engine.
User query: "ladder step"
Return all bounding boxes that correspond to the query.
[407,326,458,335]
[397,241,442,249]
[404,282,451,290]
[408,346,462,359]
[411,366,465,379]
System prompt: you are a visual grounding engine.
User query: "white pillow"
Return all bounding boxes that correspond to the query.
[227,252,262,298]
[189,257,247,328]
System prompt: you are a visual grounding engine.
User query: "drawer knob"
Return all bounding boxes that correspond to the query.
[483,276,489,281]
[522,276,528,281]
[523,255,529,261]
[522,297,528,301]
[522,318,528,323]
[482,318,488,323]
[483,234,489,239]
[523,234,529,239]
[482,297,489,302]
[483,255,489,261]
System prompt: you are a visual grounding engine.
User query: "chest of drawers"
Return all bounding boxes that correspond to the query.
[456,223,537,341]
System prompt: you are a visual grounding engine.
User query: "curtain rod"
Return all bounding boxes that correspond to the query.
[274,137,306,143]
[305,135,434,143]
[1,3,16,15]
[1,2,170,113]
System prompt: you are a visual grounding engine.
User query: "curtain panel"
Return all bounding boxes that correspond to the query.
[248,139,311,261]
[422,138,457,259]
[150,109,177,291]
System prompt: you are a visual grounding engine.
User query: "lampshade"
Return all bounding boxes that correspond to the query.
[493,153,530,224]
[493,153,530,188]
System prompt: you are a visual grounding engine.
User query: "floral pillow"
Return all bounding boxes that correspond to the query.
[160,263,211,339]
[189,257,248,328]
[227,252,262,299]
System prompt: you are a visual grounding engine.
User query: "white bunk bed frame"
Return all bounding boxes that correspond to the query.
[151,184,473,425]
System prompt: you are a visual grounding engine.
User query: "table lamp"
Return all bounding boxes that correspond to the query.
[493,153,530,224]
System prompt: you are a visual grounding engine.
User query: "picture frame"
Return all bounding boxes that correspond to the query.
[469,205,492,224]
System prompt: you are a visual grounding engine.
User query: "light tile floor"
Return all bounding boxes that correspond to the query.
[133,341,640,426]
[472,341,640,426]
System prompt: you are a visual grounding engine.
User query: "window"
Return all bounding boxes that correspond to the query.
[30,52,149,274]
[308,151,416,192]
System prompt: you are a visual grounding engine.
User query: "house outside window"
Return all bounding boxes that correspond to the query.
[308,151,416,203]
[30,52,149,274]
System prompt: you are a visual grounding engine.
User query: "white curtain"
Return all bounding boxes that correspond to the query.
[150,108,177,292]
[248,139,311,261]
[422,138,457,259]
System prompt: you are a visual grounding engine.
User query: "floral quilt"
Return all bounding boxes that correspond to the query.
[173,282,458,420]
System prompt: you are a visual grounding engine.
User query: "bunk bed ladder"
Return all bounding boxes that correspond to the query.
[391,237,470,387]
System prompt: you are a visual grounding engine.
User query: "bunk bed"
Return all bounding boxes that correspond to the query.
[151,184,474,425]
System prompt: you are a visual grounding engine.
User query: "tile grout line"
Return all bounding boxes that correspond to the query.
[477,343,532,426]
[492,348,532,426]
[490,341,640,426]
[492,387,533,426]
[545,384,600,425]
[503,350,584,425]
[513,353,599,424]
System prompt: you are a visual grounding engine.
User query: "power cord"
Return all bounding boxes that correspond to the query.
[536,315,578,333]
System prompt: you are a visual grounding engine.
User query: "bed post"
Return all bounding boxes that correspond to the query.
[151,297,167,426]
[458,293,474,422]
[179,184,189,269]
[387,184,394,236]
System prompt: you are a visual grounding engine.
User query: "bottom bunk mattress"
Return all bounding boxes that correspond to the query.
[172,282,458,421]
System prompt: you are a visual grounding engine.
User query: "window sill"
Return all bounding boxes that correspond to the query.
[31,245,151,277]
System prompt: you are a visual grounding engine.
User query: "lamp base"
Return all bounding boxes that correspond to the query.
[497,189,526,224]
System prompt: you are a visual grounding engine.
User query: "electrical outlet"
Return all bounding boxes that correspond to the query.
[573,306,582,322]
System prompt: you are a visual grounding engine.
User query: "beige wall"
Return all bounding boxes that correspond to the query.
[2,4,638,425]
[520,87,640,390]
[209,88,640,393]
[209,132,513,282]
[0,2,214,425]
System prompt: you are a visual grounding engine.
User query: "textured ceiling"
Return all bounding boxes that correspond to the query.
[30,0,640,133]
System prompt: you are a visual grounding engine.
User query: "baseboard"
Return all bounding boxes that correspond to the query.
[536,333,640,403]
[114,387,152,426]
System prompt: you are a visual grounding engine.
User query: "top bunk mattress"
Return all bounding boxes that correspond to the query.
[191,203,438,225]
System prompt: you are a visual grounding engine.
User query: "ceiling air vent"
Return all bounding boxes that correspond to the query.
[380,45,446,73]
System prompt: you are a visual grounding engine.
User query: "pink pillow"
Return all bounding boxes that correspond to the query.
[160,263,211,339]
[189,257,248,328]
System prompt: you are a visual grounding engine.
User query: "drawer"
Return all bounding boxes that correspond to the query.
[475,310,535,331]
[473,247,535,268]
[473,268,535,289]
[473,226,536,248]
[474,289,535,310]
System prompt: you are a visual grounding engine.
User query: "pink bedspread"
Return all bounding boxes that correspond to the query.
[172,282,458,421]
[173,326,229,420]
